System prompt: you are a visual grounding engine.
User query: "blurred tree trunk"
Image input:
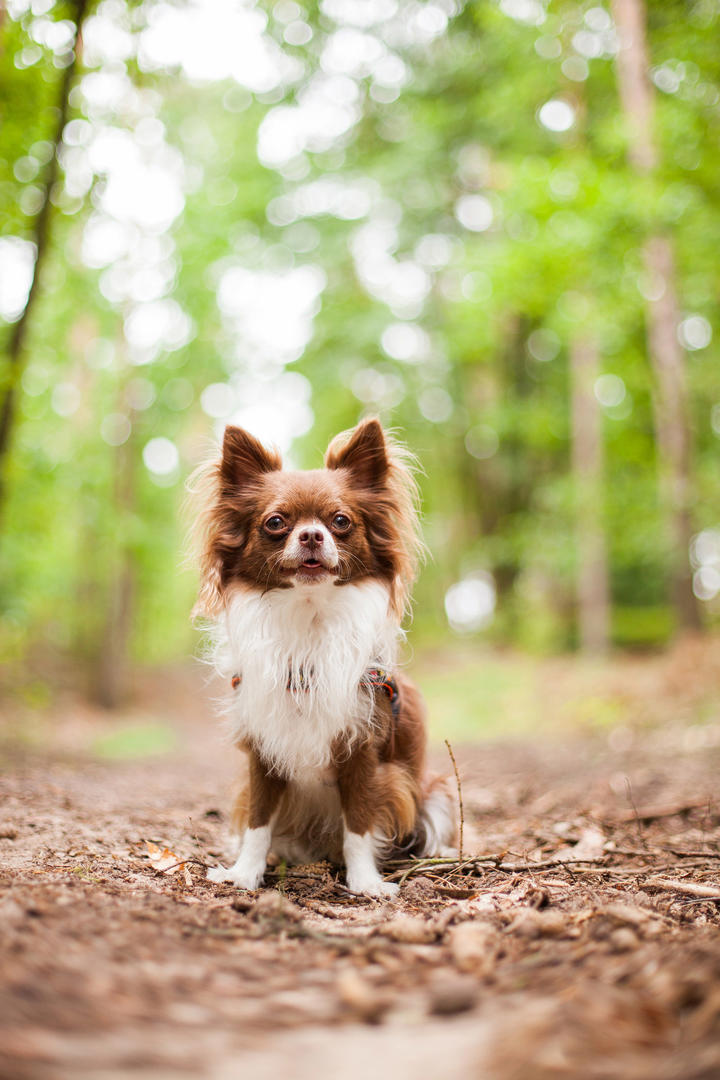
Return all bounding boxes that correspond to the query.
[570,338,610,654]
[611,0,701,631]
[461,319,537,632]
[0,0,89,517]
[92,432,136,709]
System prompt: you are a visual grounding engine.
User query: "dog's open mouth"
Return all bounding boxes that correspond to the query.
[294,558,338,579]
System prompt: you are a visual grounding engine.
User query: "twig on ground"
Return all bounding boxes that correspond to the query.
[187,924,370,950]
[497,856,609,873]
[159,858,209,873]
[669,849,720,859]
[625,777,645,843]
[265,869,330,882]
[444,739,464,865]
[386,853,610,883]
[608,847,720,860]
[609,799,714,825]
[645,877,720,900]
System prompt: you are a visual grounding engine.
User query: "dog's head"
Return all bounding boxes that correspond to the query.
[192,418,422,619]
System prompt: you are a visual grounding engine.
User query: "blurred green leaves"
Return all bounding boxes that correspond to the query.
[1,0,720,698]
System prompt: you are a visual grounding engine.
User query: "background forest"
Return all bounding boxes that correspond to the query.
[1,0,719,712]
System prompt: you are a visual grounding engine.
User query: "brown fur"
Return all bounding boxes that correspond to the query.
[189,418,423,619]
[191,418,451,876]
[231,679,432,863]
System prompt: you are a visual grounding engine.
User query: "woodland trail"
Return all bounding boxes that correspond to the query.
[2,664,720,1080]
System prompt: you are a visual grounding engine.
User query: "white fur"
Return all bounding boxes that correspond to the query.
[418,785,456,856]
[212,578,399,780]
[282,519,338,569]
[207,824,272,889]
[343,829,399,898]
[207,577,403,895]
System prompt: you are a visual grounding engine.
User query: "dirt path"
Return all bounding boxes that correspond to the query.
[2,670,720,1080]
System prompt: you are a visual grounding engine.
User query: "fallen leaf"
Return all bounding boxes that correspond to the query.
[145,840,185,875]
[557,827,606,862]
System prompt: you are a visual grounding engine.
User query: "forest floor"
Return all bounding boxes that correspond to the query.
[2,639,720,1080]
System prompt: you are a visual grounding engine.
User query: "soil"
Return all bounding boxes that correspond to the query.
[2,661,720,1080]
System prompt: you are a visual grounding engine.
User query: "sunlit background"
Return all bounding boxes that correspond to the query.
[1,0,719,718]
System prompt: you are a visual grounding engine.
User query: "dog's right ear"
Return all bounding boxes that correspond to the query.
[220,426,281,491]
[325,417,389,489]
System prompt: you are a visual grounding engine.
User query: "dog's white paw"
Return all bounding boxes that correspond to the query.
[207,825,272,890]
[206,863,265,890]
[347,874,400,899]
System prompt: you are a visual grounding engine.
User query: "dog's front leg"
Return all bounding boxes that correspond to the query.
[337,741,399,899]
[207,752,285,890]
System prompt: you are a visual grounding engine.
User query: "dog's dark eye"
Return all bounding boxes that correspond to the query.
[331,513,351,532]
[264,515,286,534]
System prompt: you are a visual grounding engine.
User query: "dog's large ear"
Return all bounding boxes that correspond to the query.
[325,417,389,488]
[220,425,281,491]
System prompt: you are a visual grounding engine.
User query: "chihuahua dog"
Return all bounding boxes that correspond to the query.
[193,418,454,897]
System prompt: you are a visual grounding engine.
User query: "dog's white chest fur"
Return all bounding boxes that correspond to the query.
[216,579,398,779]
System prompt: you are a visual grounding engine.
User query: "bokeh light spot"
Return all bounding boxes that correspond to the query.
[454,194,493,232]
[594,374,626,408]
[538,99,575,132]
[101,413,132,446]
[445,573,496,633]
[380,322,430,363]
[465,425,499,460]
[143,436,179,476]
[0,237,35,321]
[201,383,236,419]
[678,315,712,351]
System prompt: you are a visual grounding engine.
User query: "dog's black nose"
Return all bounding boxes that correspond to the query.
[298,528,324,547]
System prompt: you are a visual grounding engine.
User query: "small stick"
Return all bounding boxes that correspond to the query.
[607,847,720,860]
[157,858,209,873]
[624,776,645,843]
[444,739,464,865]
[645,877,720,900]
[387,853,609,883]
[498,855,608,872]
[609,799,712,825]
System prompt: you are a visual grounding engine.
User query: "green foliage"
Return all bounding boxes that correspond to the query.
[2,0,720,693]
[92,720,177,759]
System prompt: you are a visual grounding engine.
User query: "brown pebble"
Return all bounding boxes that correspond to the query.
[604,903,650,927]
[336,969,388,1023]
[448,921,498,974]
[609,927,639,952]
[250,891,302,922]
[428,975,478,1016]
[381,915,437,944]
[402,876,440,902]
[508,908,567,939]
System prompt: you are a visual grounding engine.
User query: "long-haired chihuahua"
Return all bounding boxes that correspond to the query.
[192,418,454,897]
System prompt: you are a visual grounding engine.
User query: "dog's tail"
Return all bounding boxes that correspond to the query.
[383,776,455,860]
[376,773,456,861]
[415,776,457,856]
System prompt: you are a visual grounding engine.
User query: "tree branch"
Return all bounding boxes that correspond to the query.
[0,0,90,508]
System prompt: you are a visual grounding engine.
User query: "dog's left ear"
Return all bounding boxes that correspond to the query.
[325,417,389,488]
